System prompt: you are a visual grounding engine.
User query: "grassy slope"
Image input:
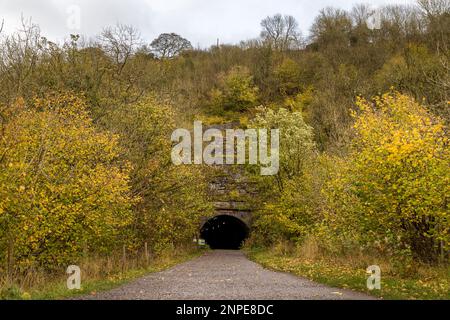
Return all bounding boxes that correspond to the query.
[247,248,449,300]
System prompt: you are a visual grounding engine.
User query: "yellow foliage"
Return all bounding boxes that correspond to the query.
[325,92,449,261]
[0,93,135,269]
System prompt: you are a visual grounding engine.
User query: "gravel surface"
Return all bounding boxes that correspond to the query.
[79,250,375,300]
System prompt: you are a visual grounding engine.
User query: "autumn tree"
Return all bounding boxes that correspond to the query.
[248,107,317,245]
[0,93,134,270]
[150,33,193,59]
[211,66,259,112]
[100,95,212,252]
[324,93,449,262]
[310,7,353,64]
[273,58,302,96]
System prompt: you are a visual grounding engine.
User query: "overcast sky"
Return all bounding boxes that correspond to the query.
[1,0,415,47]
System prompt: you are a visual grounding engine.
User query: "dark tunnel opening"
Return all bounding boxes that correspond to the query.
[200,215,249,250]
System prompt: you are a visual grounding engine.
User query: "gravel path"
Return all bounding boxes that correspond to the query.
[79,250,375,300]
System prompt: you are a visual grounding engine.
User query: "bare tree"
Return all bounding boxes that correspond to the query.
[0,16,43,99]
[417,0,450,16]
[417,0,450,50]
[150,33,192,59]
[309,7,353,48]
[351,3,375,26]
[260,14,302,51]
[99,24,141,74]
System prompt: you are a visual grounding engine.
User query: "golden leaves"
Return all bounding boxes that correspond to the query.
[330,92,450,258]
[0,92,134,269]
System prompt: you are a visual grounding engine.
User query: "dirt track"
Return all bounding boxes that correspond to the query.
[78,250,375,300]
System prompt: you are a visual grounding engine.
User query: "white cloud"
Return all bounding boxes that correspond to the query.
[0,0,415,47]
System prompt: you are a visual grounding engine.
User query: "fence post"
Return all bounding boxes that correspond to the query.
[122,245,126,272]
[7,238,14,284]
[144,242,149,265]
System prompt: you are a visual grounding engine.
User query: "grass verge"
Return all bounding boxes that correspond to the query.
[1,247,204,300]
[246,246,449,300]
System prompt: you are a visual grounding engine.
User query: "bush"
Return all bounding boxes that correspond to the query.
[211,66,259,112]
[274,58,302,96]
[248,106,317,245]
[249,92,449,265]
[323,92,449,262]
[0,93,135,271]
[100,95,213,253]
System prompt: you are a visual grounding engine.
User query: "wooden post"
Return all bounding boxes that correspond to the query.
[144,242,149,265]
[7,237,13,284]
[122,245,126,272]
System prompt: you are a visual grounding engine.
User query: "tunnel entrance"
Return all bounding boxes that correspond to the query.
[200,215,249,250]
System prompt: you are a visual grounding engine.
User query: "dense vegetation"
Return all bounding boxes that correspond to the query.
[0,0,448,296]
[242,1,449,271]
[0,22,213,282]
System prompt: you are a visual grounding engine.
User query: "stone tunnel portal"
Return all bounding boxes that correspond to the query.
[200,215,249,250]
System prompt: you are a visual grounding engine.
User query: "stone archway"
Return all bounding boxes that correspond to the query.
[200,214,250,249]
